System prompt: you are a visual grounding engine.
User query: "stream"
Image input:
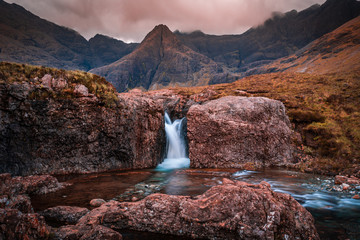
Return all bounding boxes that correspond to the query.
[31,168,360,240]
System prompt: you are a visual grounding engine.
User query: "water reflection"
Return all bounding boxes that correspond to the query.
[31,168,360,239]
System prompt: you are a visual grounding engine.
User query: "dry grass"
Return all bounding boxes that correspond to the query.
[171,71,360,171]
[0,62,118,107]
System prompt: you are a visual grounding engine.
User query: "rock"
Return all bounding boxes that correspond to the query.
[4,194,33,213]
[76,180,319,239]
[40,206,89,225]
[90,199,106,207]
[9,175,67,195]
[0,209,51,240]
[79,225,122,240]
[187,96,294,168]
[0,80,168,175]
[335,175,348,185]
[342,183,350,190]
[334,175,360,190]
[41,74,53,89]
[74,84,89,96]
[55,224,122,240]
[131,196,138,202]
[52,77,67,90]
[352,194,360,199]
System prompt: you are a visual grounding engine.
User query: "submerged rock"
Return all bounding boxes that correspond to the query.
[187,96,294,168]
[66,179,319,240]
[90,198,106,207]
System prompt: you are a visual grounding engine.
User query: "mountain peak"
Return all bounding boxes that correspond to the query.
[141,24,178,45]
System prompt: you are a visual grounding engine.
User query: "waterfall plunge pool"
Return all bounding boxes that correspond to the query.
[31,168,360,239]
[30,114,360,239]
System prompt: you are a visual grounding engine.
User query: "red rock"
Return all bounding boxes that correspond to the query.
[55,224,122,240]
[187,96,294,168]
[90,198,106,207]
[335,175,348,185]
[352,194,360,199]
[0,209,50,240]
[40,206,89,225]
[76,179,319,239]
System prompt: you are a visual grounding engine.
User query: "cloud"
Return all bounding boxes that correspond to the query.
[5,0,325,42]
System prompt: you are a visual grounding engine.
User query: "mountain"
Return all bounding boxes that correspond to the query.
[255,16,360,75]
[175,0,360,71]
[0,0,136,70]
[90,25,234,92]
[89,34,138,68]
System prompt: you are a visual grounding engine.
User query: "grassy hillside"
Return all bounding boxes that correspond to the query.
[172,71,360,174]
[0,62,118,107]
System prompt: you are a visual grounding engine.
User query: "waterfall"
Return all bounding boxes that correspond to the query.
[156,112,190,171]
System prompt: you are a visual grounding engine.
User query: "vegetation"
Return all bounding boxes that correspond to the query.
[172,71,360,173]
[0,62,118,107]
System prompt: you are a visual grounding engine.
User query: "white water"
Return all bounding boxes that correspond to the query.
[156,112,190,171]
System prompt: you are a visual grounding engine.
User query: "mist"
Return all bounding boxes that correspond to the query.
[5,0,325,42]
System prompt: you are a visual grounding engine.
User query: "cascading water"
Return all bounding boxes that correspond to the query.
[156,112,190,170]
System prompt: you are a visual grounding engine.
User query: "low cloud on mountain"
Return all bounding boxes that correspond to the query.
[5,0,325,42]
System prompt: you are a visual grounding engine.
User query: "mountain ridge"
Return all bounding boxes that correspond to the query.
[90,24,234,92]
[0,0,137,70]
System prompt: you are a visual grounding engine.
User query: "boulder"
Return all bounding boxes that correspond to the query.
[74,84,89,96]
[0,209,51,240]
[40,206,89,225]
[1,174,67,196]
[75,180,319,239]
[90,198,106,207]
[187,96,294,168]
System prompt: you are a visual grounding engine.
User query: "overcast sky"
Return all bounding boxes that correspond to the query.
[6,0,326,43]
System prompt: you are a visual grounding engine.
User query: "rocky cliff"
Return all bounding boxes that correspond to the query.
[187,96,294,168]
[0,63,170,175]
[90,25,234,92]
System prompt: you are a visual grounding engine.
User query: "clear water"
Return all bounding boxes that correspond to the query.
[31,168,360,239]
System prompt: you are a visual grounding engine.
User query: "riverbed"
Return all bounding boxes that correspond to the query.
[31,168,360,239]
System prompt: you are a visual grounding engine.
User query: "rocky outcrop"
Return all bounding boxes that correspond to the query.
[0,173,66,240]
[40,206,89,225]
[59,179,319,239]
[0,79,168,175]
[187,96,293,168]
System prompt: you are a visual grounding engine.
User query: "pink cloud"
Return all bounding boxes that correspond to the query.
[5,0,325,42]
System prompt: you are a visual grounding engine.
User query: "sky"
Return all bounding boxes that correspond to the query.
[5,0,326,43]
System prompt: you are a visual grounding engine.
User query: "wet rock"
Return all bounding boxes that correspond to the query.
[41,206,89,225]
[90,198,106,207]
[8,175,67,196]
[334,175,360,190]
[74,84,89,96]
[76,179,319,239]
[0,209,51,240]
[187,96,294,168]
